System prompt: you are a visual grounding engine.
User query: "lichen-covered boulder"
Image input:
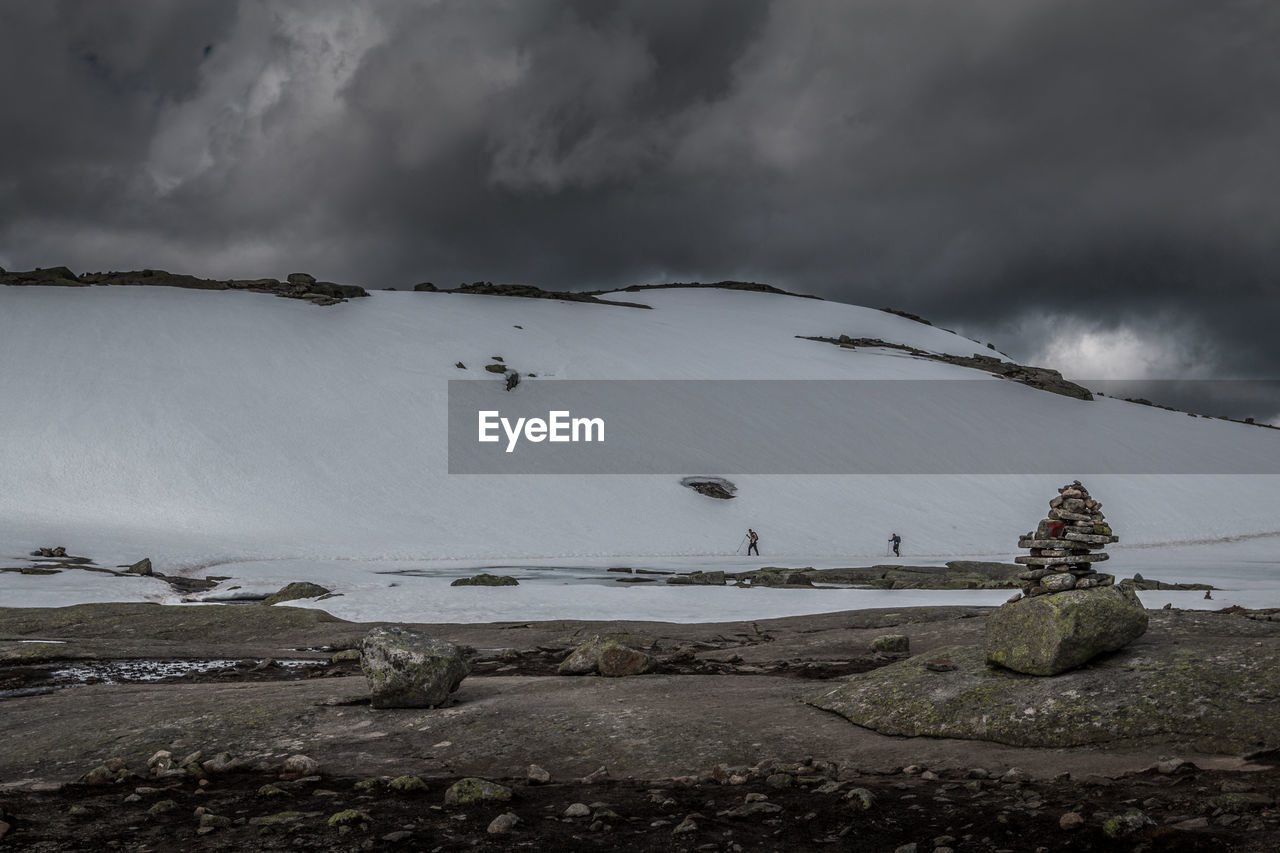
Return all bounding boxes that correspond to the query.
[557,635,655,677]
[985,585,1148,675]
[869,635,909,654]
[443,777,512,806]
[598,644,657,677]
[557,636,609,674]
[361,627,470,708]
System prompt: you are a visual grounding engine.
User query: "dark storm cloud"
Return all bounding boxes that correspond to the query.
[1,0,1278,405]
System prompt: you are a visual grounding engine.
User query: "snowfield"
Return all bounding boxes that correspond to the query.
[2,284,1277,619]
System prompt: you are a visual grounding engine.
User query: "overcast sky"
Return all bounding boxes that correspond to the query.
[2,1,1278,413]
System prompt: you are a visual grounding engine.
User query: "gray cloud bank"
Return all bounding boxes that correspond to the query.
[2,0,1278,403]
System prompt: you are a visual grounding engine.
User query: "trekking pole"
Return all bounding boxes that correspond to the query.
[736,535,748,555]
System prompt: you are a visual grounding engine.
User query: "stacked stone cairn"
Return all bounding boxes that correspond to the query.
[1012,480,1118,600]
[987,482,1146,675]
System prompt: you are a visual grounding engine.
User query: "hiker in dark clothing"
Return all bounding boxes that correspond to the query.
[890,533,901,557]
[747,529,759,556]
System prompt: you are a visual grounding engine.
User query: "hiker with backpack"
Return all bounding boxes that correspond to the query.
[747,528,759,556]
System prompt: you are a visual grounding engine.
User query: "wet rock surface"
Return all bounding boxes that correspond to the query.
[0,657,324,699]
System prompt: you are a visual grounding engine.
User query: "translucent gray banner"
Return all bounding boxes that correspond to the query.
[447,379,1280,475]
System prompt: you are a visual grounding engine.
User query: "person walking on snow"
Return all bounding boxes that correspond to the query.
[890,533,901,557]
[747,529,759,556]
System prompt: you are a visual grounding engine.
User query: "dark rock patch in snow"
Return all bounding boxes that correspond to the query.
[424,281,652,309]
[603,280,822,300]
[878,307,934,325]
[5,551,218,595]
[450,574,519,587]
[726,563,1020,590]
[262,582,333,606]
[680,476,737,499]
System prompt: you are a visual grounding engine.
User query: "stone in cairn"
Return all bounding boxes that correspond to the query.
[1012,480,1119,599]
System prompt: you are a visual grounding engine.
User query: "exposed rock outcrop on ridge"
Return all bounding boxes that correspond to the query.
[416,280,651,309]
[0,267,368,306]
[800,334,1094,400]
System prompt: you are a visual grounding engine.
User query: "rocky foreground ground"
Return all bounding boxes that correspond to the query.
[1,602,1277,852]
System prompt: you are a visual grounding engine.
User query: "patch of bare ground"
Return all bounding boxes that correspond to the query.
[1,604,1277,850]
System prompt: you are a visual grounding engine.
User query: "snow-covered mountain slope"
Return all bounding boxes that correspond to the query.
[1,285,1277,571]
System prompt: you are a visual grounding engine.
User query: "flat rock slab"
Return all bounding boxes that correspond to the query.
[809,641,1280,753]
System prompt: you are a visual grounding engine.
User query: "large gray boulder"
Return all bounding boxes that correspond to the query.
[985,584,1148,675]
[361,627,470,709]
